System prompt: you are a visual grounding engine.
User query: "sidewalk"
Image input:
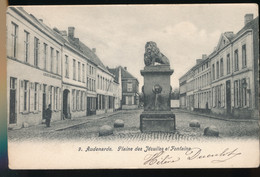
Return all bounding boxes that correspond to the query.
[177,109,259,122]
[12,110,122,133]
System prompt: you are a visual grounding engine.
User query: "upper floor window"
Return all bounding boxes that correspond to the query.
[127,83,133,92]
[242,44,247,68]
[34,37,39,67]
[43,43,47,70]
[78,62,81,82]
[73,59,76,80]
[11,22,18,58]
[220,58,224,77]
[50,47,54,72]
[56,51,59,74]
[212,64,215,80]
[216,61,219,79]
[24,31,30,63]
[227,54,230,74]
[234,49,239,71]
[82,64,85,83]
[65,55,69,78]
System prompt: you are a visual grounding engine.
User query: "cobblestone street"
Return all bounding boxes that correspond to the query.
[8,109,259,142]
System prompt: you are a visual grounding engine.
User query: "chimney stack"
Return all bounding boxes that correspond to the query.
[68,26,75,39]
[92,48,96,53]
[124,67,127,70]
[39,19,43,22]
[202,54,207,60]
[244,14,254,26]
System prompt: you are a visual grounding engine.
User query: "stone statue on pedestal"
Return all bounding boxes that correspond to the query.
[140,41,176,132]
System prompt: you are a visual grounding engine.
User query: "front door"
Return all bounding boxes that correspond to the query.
[87,97,90,116]
[9,89,16,124]
[42,93,46,119]
[226,80,231,114]
[9,78,17,124]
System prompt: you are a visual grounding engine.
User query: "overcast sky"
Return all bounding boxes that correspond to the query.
[24,4,258,90]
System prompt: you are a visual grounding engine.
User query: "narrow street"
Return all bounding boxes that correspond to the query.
[8,109,259,142]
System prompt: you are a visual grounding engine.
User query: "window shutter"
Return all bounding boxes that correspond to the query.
[238,80,241,107]
[246,77,250,107]
[30,83,34,112]
[223,84,225,107]
[231,82,234,107]
[38,84,42,112]
[19,80,24,113]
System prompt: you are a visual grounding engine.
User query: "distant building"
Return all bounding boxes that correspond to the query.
[108,66,139,110]
[179,14,259,119]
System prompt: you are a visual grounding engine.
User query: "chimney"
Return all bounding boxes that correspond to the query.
[60,30,67,36]
[202,54,207,60]
[68,26,75,39]
[92,48,96,53]
[124,67,127,70]
[196,59,203,64]
[39,19,43,22]
[244,14,254,25]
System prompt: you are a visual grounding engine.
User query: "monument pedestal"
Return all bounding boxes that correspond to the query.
[140,65,176,133]
[140,111,175,132]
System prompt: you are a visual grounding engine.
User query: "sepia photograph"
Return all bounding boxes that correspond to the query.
[6,4,259,169]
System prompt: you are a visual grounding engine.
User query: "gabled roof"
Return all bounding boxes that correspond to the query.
[107,66,138,84]
[215,32,232,51]
[107,67,119,83]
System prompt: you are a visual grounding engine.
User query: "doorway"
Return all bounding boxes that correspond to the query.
[9,77,17,124]
[63,89,70,118]
[42,84,47,119]
[226,80,231,114]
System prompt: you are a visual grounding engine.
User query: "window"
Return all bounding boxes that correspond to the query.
[56,51,59,74]
[97,75,100,89]
[220,58,223,77]
[78,62,81,81]
[76,90,79,110]
[212,64,215,80]
[127,83,133,92]
[11,22,18,58]
[24,31,30,62]
[72,89,75,110]
[242,44,247,68]
[234,80,240,107]
[50,47,54,72]
[34,37,39,67]
[43,43,47,70]
[234,49,239,71]
[82,64,85,83]
[65,55,69,78]
[24,81,29,111]
[227,54,230,74]
[34,83,38,111]
[216,61,219,79]
[55,87,58,110]
[49,86,53,109]
[73,59,76,80]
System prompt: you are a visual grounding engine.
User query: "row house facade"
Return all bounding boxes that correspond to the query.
[179,14,259,119]
[7,7,122,128]
[7,7,63,127]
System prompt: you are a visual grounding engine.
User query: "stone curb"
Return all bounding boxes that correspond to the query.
[178,109,258,122]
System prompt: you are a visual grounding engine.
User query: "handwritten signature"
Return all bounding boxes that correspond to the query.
[144,147,242,165]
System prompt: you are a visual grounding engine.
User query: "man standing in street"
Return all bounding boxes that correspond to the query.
[45,104,52,127]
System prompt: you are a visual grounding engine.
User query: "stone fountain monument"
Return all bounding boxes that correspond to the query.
[140,41,176,132]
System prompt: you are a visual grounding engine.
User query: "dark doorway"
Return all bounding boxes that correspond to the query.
[87,97,90,116]
[42,84,47,119]
[9,77,17,124]
[63,89,70,118]
[226,80,231,114]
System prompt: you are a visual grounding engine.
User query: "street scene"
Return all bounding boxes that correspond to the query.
[8,109,259,142]
[7,5,259,143]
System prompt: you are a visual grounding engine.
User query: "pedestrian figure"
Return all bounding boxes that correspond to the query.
[45,104,52,127]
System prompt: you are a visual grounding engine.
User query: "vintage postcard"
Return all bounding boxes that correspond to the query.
[6,4,259,169]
